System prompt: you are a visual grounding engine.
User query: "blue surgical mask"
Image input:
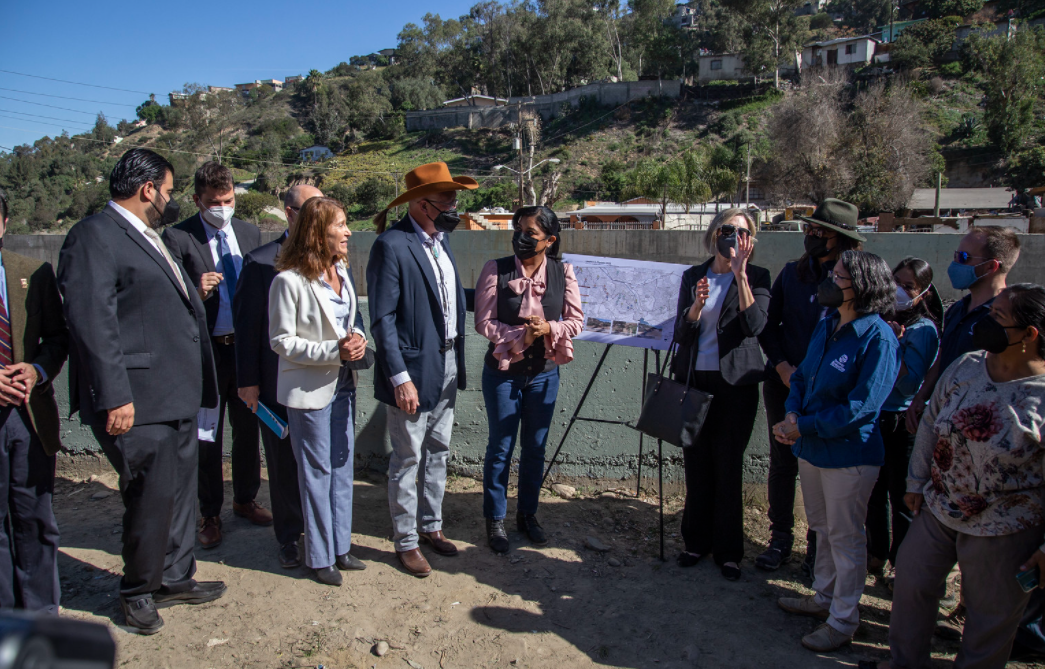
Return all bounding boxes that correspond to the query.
[947,260,988,291]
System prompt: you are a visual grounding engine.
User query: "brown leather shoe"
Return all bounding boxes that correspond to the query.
[419,531,458,556]
[397,548,432,577]
[233,501,273,527]
[198,517,222,549]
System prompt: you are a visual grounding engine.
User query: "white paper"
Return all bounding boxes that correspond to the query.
[197,405,220,442]
[563,253,690,351]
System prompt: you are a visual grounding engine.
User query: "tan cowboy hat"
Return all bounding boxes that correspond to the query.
[384,162,478,210]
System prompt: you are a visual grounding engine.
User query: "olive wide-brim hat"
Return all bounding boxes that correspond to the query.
[798,198,867,242]
[383,162,478,210]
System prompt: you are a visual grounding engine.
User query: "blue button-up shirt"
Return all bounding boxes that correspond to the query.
[938,294,993,375]
[785,313,900,468]
[882,316,939,412]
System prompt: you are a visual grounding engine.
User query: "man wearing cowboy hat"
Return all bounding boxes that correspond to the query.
[367,162,477,577]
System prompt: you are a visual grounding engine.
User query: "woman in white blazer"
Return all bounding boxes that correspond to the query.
[269,196,368,586]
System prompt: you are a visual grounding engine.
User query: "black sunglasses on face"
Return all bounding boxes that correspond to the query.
[954,250,990,265]
[719,224,751,237]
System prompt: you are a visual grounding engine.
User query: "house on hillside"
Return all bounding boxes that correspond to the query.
[698,53,750,83]
[299,146,334,163]
[285,75,303,84]
[906,187,1013,216]
[207,86,234,94]
[794,0,827,16]
[875,18,927,43]
[801,36,879,69]
[235,79,284,96]
[168,92,190,106]
[443,95,509,108]
[668,4,699,29]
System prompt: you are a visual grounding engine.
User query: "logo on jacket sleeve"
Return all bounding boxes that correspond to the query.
[830,354,849,372]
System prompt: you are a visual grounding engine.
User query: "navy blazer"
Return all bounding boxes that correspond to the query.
[57,205,218,426]
[163,213,262,335]
[672,259,772,386]
[232,232,286,418]
[366,215,466,413]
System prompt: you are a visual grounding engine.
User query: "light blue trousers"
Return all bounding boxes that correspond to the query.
[286,368,355,569]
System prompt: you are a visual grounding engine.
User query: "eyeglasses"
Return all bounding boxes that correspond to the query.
[424,198,458,211]
[287,205,301,213]
[803,224,836,239]
[954,250,990,265]
[718,224,752,238]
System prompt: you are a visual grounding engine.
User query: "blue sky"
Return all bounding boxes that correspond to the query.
[0,0,477,152]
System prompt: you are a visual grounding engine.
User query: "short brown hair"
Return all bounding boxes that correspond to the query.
[972,225,1021,273]
[276,197,346,281]
[194,161,234,196]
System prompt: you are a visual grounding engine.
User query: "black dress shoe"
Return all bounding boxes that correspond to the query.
[154,581,227,608]
[336,553,366,570]
[279,541,302,569]
[517,512,548,545]
[676,552,703,568]
[487,518,509,554]
[721,563,741,581]
[314,566,342,586]
[121,596,164,635]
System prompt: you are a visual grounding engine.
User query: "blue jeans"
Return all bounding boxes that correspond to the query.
[482,365,559,520]
[286,367,355,569]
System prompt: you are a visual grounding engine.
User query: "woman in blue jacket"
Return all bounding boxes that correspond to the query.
[865,257,942,582]
[772,250,900,653]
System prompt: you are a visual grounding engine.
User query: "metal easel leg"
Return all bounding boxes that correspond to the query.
[658,438,665,562]
[635,348,649,498]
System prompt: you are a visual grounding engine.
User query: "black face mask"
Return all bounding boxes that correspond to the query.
[512,230,542,260]
[716,233,737,259]
[817,277,848,309]
[431,206,460,234]
[972,315,1023,354]
[150,190,181,228]
[804,234,831,259]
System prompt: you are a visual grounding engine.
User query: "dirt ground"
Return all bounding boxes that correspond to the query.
[53,467,1045,669]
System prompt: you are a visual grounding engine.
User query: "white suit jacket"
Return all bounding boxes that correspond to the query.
[268,264,364,410]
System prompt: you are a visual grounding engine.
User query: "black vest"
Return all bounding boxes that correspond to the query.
[484,255,565,375]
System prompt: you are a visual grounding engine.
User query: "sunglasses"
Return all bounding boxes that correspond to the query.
[719,224,751,237]
[803,224,836,239]
[954,250,990,265]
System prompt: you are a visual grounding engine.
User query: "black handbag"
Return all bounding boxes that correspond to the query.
[634,339,713,448]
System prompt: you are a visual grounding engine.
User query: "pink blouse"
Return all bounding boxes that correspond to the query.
[474,257,585,371]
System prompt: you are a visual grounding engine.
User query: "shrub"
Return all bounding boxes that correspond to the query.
[236,191,281,222]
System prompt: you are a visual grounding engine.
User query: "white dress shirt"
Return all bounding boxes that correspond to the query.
[108,200,164,254]
[390,216,458,388]
[200,218,243,336]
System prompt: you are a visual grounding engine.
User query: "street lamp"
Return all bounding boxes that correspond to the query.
[494,159,561,206]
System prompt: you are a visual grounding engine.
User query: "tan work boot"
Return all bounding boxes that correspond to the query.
[778,594,830,620]
[802,623,854,652]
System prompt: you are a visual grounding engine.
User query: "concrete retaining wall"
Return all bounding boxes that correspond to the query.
[14,230,1045,484]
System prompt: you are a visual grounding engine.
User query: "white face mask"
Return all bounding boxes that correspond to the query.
[201,205,235,228]
[895,283,929,311]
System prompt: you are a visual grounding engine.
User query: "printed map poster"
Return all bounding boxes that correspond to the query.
[563,254,690,351]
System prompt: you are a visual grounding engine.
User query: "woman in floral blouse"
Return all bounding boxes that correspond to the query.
[865,284,1045,669]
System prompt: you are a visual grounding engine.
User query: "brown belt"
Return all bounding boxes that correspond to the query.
[212,334,235,345]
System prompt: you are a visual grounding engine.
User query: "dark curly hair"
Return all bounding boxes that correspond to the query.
[838,250,896,316]
[1004,283,1045,358]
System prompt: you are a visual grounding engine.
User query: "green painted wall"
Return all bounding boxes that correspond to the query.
[18,230,1044,483]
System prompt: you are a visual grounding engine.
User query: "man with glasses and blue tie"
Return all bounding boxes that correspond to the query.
[164,162,268,550]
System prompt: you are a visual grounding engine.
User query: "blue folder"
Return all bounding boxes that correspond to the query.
[255,401,289,440]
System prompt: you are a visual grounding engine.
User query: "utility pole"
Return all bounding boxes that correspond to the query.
[934,171,942,218]
[745,143,752,207]
[517,101,525,207]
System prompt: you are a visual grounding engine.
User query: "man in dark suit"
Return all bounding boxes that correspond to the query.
[367,162,475,577]
[233,183,322,568]
[0,189,69,614]
[58,148,223,634]
[163,162,269,549]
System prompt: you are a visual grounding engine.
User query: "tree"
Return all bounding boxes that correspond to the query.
[892,17,962,69]
[722,0,805,88]
[181,86,241,163]
[667,150,712,213]
[923,0,983,19]
[962,25,1045,154]
[1005,146,1045,193]
[825,0,892,34]
[626,158,676,222]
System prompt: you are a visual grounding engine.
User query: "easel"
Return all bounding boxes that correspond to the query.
[539,344,668,561]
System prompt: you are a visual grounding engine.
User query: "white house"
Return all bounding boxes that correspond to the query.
[669,4,699,29]
[801,36,879,69]
[299,146,334,163]
[698,53,749,83]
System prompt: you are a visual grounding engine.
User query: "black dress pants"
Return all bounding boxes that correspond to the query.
[680,370,759,565]
[93,418,197,600]
[0,406,59,613]
[198,341,260,518]
[763,373,814,548]
[866,410,914,565]
[259,419,304,546]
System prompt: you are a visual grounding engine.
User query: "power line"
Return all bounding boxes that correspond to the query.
[0,69,150,95]
[0,114,91,131]
[0,87,137,108]
[0,95,107,116]
[0,109,94,127]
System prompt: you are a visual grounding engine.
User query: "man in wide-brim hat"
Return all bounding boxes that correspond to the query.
[798,198,867,243]
[366,162,477,577]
